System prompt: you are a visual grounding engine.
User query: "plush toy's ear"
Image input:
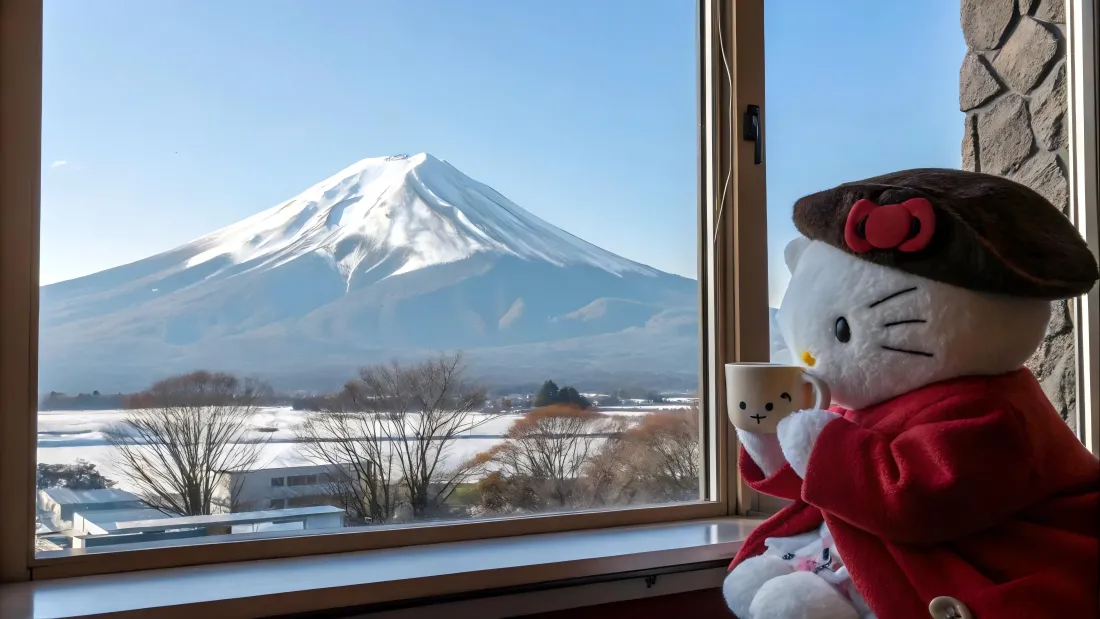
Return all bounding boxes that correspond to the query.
[784,236,811,274]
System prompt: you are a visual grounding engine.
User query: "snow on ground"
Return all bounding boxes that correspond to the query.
[37,439,508,495]
[36,406,671,494]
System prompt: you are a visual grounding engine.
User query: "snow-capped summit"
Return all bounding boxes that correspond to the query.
[39,154,697,393]
[183,152,656,291]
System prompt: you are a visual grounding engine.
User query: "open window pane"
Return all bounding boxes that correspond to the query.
[35,0,703,556]
[768,0,1076,418]
[766,1,969,366]
[763,0,1078,511]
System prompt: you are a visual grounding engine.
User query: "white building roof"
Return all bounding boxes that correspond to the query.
[39,487,141,505]
[35,537,64,552]
[107,506,345,534]
[224,462,337,475]
[76,508,176,533]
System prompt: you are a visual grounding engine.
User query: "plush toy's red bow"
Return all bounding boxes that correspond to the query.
[843,198,935,253]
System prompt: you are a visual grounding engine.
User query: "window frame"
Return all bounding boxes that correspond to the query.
[0,0,769,582]
[1068,0,1100,457]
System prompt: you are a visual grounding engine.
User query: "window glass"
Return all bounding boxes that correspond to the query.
[767,1,967,366]
[766,0,1075,424]
[35,0,702,554]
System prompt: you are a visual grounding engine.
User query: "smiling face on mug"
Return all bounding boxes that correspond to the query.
[725,363,830,434]
[731,388,806,433]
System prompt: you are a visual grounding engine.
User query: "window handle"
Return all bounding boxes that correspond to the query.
[743,104,762,165]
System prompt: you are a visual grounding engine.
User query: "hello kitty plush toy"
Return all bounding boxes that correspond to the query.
[723,169,1100,619]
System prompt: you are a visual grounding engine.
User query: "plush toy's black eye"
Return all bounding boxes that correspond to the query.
[835,316,851,343]
[765,402,774,411]
[738,401,747,410]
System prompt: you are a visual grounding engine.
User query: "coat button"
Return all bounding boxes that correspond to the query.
[928,596,973,619]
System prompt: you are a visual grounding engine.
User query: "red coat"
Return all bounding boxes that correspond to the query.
[729,369,1100,619]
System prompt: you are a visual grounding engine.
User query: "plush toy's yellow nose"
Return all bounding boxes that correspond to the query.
[801,350,817,367]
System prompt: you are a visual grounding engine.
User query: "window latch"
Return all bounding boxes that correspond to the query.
[743,104,762,165]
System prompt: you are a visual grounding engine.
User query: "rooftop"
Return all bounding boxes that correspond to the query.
[75,508,177,534]
[105,505,345,534]
[39,487,141,505]
[35,513,64,534]
[33,537,63,552]
[221,462,337,475]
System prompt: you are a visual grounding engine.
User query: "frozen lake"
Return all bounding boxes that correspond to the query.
[37,405,690,493]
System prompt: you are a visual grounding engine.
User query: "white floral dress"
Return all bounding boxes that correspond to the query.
[761,522,878,619]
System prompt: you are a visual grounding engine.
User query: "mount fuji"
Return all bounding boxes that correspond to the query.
[39,153,701,393]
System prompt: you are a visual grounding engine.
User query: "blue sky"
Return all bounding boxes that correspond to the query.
[40,0,965,306]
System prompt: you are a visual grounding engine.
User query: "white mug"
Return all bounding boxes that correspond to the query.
[725,363,831,433]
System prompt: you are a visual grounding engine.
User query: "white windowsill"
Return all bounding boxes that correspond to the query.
[0,518,757,619]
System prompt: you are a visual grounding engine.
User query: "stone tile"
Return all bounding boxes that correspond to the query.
[962,114,979,171]
[961,0,1016,50]
[1026,300,1076,427]
[976,94,1034,174]
[1030,62,1068,150]
[1011,151,1068,212]
[960,52,1003,110]
[1035,0,1065,22]
[993,17,1059,92]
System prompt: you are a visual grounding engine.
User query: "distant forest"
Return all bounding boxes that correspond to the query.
[39,390,298,412]
[40,380,692,412]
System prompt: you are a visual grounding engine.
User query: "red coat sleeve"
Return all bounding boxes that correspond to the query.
[740,446,804,502]
[801,391,1034,544]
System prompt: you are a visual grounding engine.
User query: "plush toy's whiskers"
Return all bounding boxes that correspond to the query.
[882,319,926,327]
[879,345,934,357]
[867,286,917,308]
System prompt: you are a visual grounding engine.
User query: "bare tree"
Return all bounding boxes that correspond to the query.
[299,353,490,521]
[472,468,543,515]
[105,371,269,516]
[583,408,700,506]
[472,405,614,511]
[365,353,489,519]
[627,408,700,501]
[295,395,398,525]
[578,418,641,507]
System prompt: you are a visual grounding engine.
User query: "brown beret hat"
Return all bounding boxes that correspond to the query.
[792,168,1098,300]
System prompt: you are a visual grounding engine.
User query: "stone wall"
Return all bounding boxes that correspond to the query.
[960,0,1076,427]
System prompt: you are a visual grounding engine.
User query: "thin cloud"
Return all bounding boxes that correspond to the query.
[50,160,68,169]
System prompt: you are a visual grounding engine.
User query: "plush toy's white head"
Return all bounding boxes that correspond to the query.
[776,237,1052,411]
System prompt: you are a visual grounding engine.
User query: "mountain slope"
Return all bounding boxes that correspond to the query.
[40,153,699,392]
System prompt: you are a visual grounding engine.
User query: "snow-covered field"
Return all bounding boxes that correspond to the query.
[37,405,691,493]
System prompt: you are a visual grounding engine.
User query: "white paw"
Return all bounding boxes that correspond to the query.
[722,555,793,618]
[736,429,786,478]
[776,409,841,478]
[750,571,859,619]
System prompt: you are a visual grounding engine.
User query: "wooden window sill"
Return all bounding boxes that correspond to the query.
[0,518,758,619]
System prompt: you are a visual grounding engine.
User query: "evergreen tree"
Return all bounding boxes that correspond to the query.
[534,380,590,409]
[534,380,559,407]
[37,459,116,490]
[558,386,590,409]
